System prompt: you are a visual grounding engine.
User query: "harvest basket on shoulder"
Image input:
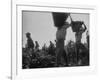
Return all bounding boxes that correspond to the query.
[52,12,69,28]
[71,21,83,32]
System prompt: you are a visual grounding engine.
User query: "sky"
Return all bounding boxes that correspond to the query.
[22,11,89,49]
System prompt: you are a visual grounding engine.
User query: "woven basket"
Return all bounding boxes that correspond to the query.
[52,12,69,28]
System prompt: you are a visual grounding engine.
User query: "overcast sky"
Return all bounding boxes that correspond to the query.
[22,11,89,48]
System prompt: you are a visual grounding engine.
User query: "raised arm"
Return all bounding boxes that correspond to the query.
[83,23,87,32]
[69,15,73,22]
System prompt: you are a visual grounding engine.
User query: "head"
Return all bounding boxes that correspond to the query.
[55,40,57,43]
[50,41,52,44]
[26,32,31,38]
[35,41,37,43]
[35,41,38,44]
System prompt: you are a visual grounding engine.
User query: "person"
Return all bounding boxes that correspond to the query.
[56,22,70,66]
[48,41,55,55]
[75,22,87,64]
[42,43,46,51]
[75,22,87,43]
[35,41,39,51]
[49,41,55,49]
[26,32,34,50]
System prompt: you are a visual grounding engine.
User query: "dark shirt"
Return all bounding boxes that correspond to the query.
[27,38,34,49]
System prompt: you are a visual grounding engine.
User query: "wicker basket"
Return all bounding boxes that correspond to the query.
[52,12,69,28]
[71,21,83,32]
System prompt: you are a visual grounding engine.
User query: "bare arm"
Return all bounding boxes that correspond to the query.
[83,23,87,32]
[69,15,73,22]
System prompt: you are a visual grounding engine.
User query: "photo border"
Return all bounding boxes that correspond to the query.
[11,2,97,80]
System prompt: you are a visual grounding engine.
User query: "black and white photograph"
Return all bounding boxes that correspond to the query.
[22,11,89,69]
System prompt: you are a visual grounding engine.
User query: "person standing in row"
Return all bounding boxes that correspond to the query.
[26,32,34,51]
[56,22,71,66]
[75,22,87,64]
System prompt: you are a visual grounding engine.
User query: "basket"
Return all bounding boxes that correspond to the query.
[52,12,69,28]
[71,21,83,32]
